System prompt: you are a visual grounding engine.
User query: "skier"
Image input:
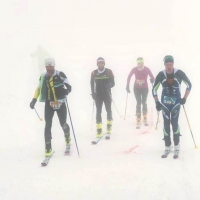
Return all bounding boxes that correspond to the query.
[30,57,72,156]
[126,57,155,128]
[90,57,115,139]
[152,55,192,158]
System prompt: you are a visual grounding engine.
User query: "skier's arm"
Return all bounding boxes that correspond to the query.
[152,72,162,102]
[90,71,95,94]
[60,72,72,94]
[33,86,40,99]
[109,70,115,88]
[179,70,192,99]
[33,76,41,99]
[126,68,135,86]
[148,68,155,83]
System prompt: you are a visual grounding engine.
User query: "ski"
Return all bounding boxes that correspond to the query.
[41,151,54,166]
[105,134,110,140]
[65,145,70,155]
[173,155,178,159]
[161,151,170,158]
[161,146,173,158]
[136,124,140,129]
[144,122,148,126]
[91,134,105,145]
[91,137,103,145]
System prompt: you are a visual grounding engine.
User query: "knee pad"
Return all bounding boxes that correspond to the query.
[62,123,70,134]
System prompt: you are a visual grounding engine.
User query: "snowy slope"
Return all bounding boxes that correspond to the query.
[0,53,200,200]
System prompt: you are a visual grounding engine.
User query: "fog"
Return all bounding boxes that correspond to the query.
[1,1,200,199]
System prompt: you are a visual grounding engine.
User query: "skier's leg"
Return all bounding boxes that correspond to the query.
[44,102,55,156]
[95,96,103,137]
[141,88,149,123]
[104,94,112,134]
[57,103,71,145]
[162,107,171,147]
[171,104,181,146]
[134,87,142,124]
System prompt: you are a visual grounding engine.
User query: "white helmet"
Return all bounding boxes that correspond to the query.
[45,57,55,67]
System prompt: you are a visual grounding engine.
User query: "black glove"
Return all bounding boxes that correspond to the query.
[91,93,96,100]
[155,101,162,111]
[180,98,186,105]
[105,84,111,91]
[30,98,37,109]
[55,86,69,97]
[150,79,154,84]
[126,85,130,93]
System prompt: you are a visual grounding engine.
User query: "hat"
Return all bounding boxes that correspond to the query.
[164,55,174,64]
[137,57,144,64]
[45,57,55,67]
[97,57,105,63]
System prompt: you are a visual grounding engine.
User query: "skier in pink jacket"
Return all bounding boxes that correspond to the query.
[126,57,155,128]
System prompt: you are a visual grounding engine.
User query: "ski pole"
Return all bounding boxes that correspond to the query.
[65,98,80,156]
[124,92,128,120]
[155,111,160,130]
[182,105,198,149]
[91,100,95,130]
[108,91,122,118]
[34,108,43,121]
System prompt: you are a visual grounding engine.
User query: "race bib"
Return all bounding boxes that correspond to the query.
[163,96,176,105]
[136,79,145,86]
[50,101,63,110]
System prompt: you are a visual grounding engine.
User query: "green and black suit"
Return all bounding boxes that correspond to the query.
[152,68,191,146]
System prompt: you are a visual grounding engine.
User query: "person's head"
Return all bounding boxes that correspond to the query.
[164,55,174,74]
[97,57,105,71]
[45,57,55,76]
[137,57,144,69]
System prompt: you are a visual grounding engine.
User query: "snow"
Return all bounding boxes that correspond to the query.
[1,0,200,199]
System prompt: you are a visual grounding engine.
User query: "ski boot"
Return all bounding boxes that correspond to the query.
[45,148,53,157]
[96,123,103,138]
[63,123,71,154]
[136,118,141,129]
[143,113,148,126]
[173,145,180,159]
[45,140,53,157]
[105,120,112,140]
[161,145,173,158]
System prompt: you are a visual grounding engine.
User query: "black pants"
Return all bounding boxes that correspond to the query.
[162,104,181,147]
[95,93,112,123]
[134,87,148,116]
[44,101,67,143]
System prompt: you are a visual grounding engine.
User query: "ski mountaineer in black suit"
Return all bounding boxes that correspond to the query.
[90,57,115,139]
[30,57,72,156]
[152,55,192,158]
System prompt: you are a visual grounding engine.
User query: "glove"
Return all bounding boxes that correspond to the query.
[180,98,186,105]
[150,79,154,84]
[105,84,111,91]
[30,98,37,109]
[126,85,130,93]
[155,101,162,111]
[55,86,69,97]
[91,93,96,100]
